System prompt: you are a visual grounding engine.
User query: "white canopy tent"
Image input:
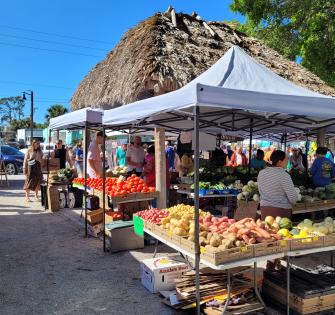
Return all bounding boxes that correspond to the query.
[101,46,335,315]
[103,46,335,133]
[49,107,103,130]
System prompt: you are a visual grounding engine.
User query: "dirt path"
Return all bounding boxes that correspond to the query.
[0,176,180,315]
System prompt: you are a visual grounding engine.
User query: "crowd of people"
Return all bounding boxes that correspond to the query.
[22,133,335,206]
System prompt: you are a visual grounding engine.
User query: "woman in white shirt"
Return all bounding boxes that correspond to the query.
[258,150,298,220]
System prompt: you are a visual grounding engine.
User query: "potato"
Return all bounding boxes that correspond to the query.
[161,217,170,225]
[199,231,207,237]
[209,236,221,247]
[207,232,213,241]
[173,227,187,236]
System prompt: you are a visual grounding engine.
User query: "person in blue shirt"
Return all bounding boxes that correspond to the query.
[75,142,84,177]
[165,141,175,171]
[251,149,266,170]
[115,143,127,167]
[310,147,335,187]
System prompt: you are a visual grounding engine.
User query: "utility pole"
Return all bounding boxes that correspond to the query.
[23,91,34,145]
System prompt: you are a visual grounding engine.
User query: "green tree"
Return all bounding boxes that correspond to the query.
[0,96,25,124]
[45,104,68,125]
[231,0,335,86]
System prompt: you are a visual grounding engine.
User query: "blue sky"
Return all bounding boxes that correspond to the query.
[0,0,243,123]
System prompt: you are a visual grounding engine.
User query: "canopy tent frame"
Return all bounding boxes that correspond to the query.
[48,108,103,237]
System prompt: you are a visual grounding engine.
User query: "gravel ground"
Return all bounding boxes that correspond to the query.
[1,175,333,315]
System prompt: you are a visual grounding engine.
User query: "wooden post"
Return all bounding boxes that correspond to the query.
[154,128,167,209]
[317,128,326,147]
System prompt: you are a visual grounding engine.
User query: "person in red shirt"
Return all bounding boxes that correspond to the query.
[228,146,247,167]
[143,145,170,187]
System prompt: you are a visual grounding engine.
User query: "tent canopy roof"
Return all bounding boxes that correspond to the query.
[103,46,335,133]
[49,108,103,130]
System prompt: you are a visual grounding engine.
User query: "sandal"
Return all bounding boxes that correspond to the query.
[25,198,32,202]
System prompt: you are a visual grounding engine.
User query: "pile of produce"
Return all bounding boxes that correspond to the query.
[187,164,258,185]
[136,208,169,225]
[237,181,259,202]
[72,174,156,197]
[160,204,207,236]
[110,166,128,176]
[296,184,335,203]
[265,215,335,239]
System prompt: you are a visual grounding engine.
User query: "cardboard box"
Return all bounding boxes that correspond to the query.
[87,223,103,237]
[140,257,189,293]
[86,209,103,225]
[105,222,144,252]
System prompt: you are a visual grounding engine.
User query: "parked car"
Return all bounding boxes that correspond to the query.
[40,143,55,157]
[5,140,20,148]
[0,145,25,175]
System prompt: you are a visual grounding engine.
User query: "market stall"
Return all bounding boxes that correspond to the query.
[102,45,335,314]
[48,107,103,234]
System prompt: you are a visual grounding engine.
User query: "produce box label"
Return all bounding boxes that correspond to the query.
[133,215,144,237]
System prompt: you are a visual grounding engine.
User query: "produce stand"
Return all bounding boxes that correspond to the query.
[49,108,103,236]
[102,45,335,315]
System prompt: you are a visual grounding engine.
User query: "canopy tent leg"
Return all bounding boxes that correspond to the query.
[305,134,309,172]
[193,106,201,315]
[83,123,88,237]
[317,128,325,147]
[284,133,287,151]
[102,126,106,252]
[154,128,167,209]
[248,118,253,177]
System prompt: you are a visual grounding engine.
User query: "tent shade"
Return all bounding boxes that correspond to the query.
[49,108,103,130]
[102,46,335,133]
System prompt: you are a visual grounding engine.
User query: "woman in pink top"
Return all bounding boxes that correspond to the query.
[87,131,103,178]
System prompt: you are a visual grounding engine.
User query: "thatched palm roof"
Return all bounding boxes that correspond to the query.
[71,10,335,110]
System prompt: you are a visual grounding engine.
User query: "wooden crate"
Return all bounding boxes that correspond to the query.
[305,200,327,209]
[293,203,306,211]
[323,234,335,247]
[86,208,103,225]
[234,201,258,220]
[201,245,253,266]
[289,235,324,251]
[180,236,195,252]
[253,240,289,257]
[263,279,335,314]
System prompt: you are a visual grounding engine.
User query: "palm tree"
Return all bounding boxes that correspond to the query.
[45,104,68,125]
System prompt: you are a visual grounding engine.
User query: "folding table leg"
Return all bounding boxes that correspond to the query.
[222,269,231,314]
[286,256,290,315]
[253,261,267,312]
[152,239,159,258]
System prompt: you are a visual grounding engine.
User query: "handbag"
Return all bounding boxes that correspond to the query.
[28,159,36,166]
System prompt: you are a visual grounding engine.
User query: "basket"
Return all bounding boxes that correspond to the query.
[201,245,253,266]
[253,240,289,257]
[289,235,324,251]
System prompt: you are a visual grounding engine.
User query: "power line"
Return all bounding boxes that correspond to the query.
[0,32,109,51]
[0,80,74,90]
[0,41,104,57]
[0,24,115,45]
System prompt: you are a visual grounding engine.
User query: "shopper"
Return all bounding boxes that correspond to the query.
[310,147,335,187]
[115,143,127,167]
[264,145,276,164]
[325,148,334,162]
[75,142,83,177]
[52,139,71,169]
[250,149,266,170]
[258,150,298,220]
[211,144,227,166]
[298,148,308,169]
[87,131,104,178]
[180,152,193,176]
[288,148,304,171]
[228,146,247,167]
[126,135,145,176]
[226,145,233,161]
[165,141,175,171]
[23,139,44,202]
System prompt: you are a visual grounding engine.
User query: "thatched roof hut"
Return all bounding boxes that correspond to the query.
[71,9,335,110]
